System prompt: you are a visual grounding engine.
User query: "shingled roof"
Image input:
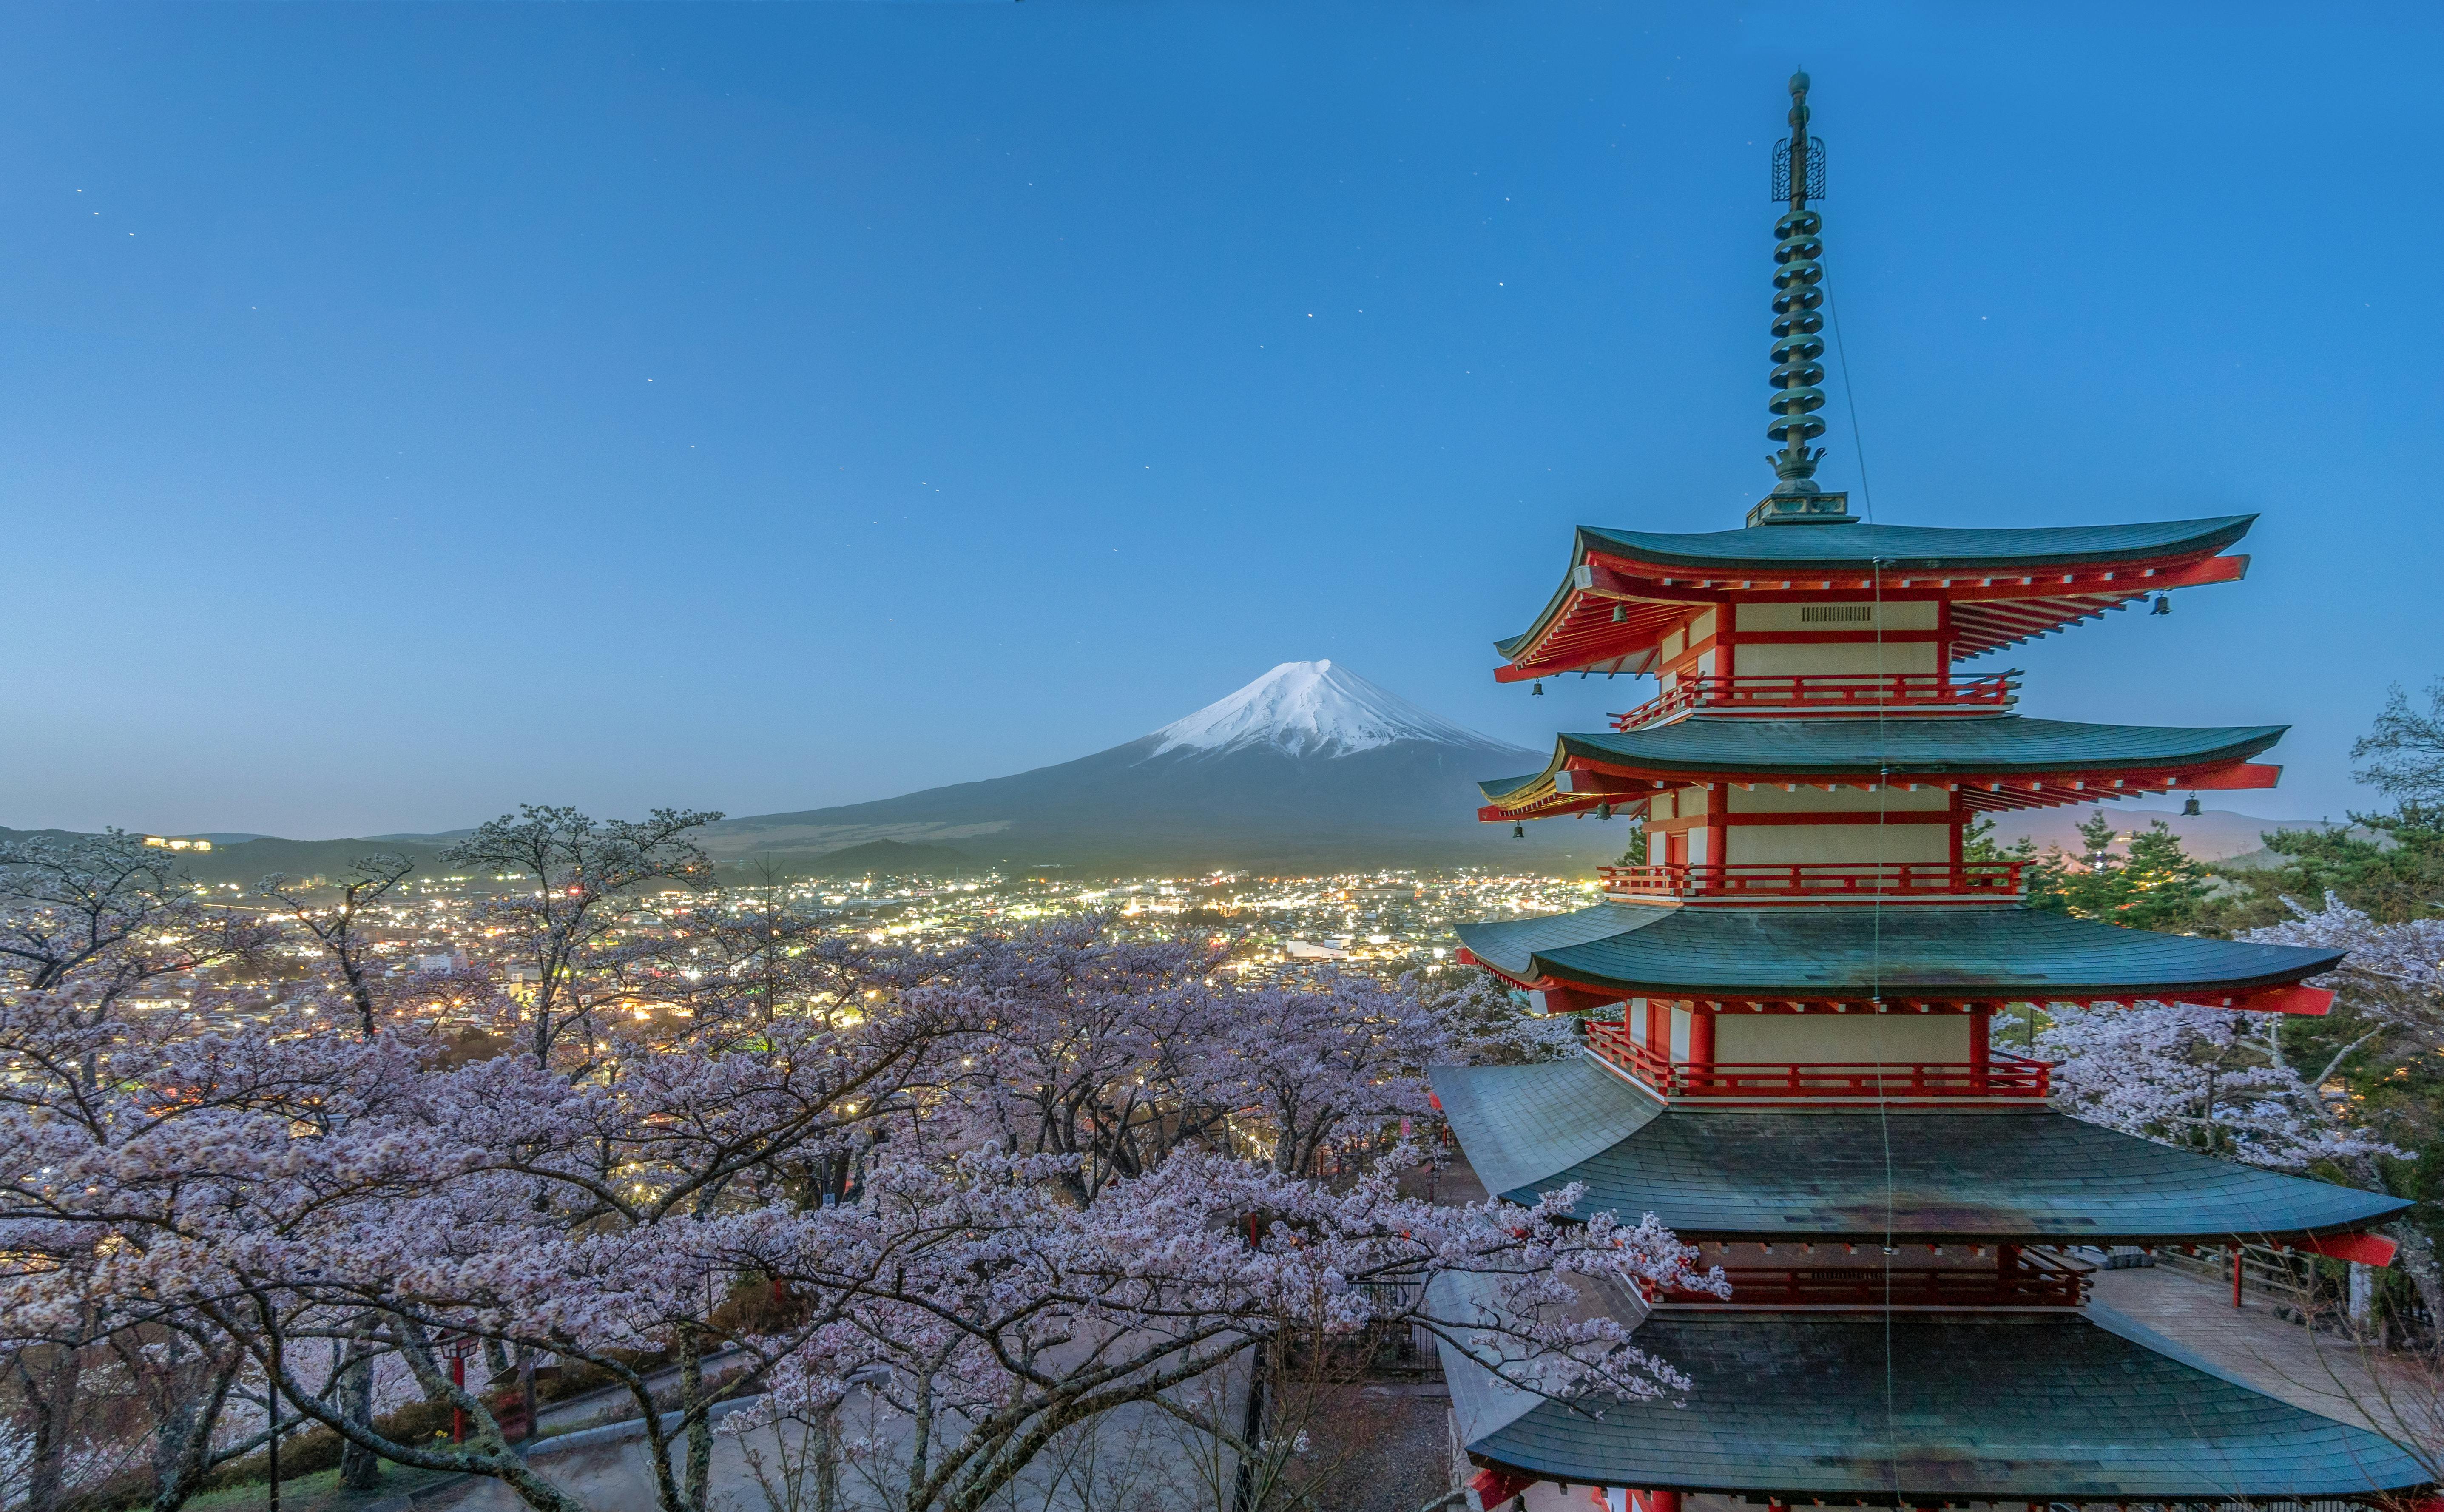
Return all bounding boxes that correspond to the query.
[1493,516,2258,674]
[1575,515,2256,573]
[1476,717,2287,815]
[1441,1297,2430,1501]
[1454,903,2344,1001]
[1430,1057,2408,1243]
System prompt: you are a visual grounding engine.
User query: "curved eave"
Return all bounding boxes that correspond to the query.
[1451,903,2347,1001]
[1445,1307,2429,1501]
[1580,515,2257,574]
[1476,719,2287,818]
[1429,1060,2408,1246]
[1494,516,2257,680]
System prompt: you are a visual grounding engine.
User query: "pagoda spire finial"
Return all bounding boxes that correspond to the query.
[1749,68,1855,527]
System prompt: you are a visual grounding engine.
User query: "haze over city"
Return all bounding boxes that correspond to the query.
[7,2,2438,839]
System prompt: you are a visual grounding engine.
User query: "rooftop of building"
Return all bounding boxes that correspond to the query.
[1493,515,2257,676]
[1429,1057,2407,1243]
[1573,514,2256,575]
[1477,716,2287,818]
[1439,1289,2430,1501]
[1453,901,2344,1002]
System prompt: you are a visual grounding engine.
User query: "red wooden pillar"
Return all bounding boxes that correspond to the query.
[450,1347,466,1443]
[1687,1008,1715,1074]
[1969,1003,1991,1092]
[2231,1245,2244,1308]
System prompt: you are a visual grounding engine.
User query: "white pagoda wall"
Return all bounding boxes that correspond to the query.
[1714,1012,1972,1064]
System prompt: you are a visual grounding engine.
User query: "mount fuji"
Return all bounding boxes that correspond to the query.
[696,662,1599,873]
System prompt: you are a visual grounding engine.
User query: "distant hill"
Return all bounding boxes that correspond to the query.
[0,828,455,889]
[790,839,970,877]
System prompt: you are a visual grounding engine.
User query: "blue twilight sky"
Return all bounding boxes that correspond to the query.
[6,2,2437,838]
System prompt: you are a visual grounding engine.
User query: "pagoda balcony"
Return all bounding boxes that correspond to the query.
[1657,1248,2092,1311]
[1586,1021,2053,1102]
[1598,860,2026,906]
[1610,671,2018,731]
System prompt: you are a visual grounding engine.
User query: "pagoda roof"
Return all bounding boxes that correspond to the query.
[1454,902,2342,1001]
[1441,1299,2429,1501]
[1575,515,2255,574]
[1495,515,2256,679]
[1477,716,2285,816]
[1429,1057,2409,1243]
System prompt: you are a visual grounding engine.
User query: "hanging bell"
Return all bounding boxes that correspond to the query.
[1611,604,1627,624]
[2182,794,2202,816]
[1598,802,1614,821]
[2150,595,2172,617]
[1512,823,1525,839]
[1532,681,1544,696]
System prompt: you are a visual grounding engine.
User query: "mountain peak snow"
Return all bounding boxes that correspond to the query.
[1147,660,1512,759]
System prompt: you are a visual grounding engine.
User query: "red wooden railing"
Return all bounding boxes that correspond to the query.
[1611,671,2018,731]
[1585,1021,2052,1100]
[1598,861,2025,901]
[1661,1251,2090,1309]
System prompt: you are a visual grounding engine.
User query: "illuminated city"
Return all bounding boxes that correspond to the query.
[174,867,1596,1019]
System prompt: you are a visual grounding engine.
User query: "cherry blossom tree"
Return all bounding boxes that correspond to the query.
[0,830,276,1512]
[1399,965,1578,1066]
[1212,972,1442,1177]
[258,852,417,1039]
[2239,893,2444,1323]
[2039,892,2444,1323]
[440,806,723,1063]
[2036,1001,2398,1171]
[2,868,1723,1512]
[946,918,1233,1204]
[2242,892,2444,1045]
[0,830,276,1027]
[721,1147,1720,1512]
[0,985,429,1512]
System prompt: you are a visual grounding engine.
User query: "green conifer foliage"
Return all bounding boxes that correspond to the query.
[2027,813,2211,932]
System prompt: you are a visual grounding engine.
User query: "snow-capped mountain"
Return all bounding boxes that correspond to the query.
[695,662,1597,873]
[1148,661,1518,760]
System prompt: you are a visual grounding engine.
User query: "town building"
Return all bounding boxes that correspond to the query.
[1430,73,2431,1512]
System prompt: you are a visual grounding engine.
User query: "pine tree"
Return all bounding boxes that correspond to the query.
[2027,813,2211,932]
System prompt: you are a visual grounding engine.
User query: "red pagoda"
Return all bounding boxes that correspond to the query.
[1429,73,2430,1512]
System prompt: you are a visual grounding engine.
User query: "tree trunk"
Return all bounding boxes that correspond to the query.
[148,1354,237,1512]
[2390,1221,2444,1346]
[338,1324,382,1490]
[22,1341,85,1512]
[677,1325,713,1512]
[809,1403,843,1512]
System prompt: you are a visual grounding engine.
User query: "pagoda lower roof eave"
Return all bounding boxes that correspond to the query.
[1440,1297,2428,1502]
[1475,716,2287,816]
[1453,902,2345,1005]
[1428,1057,2411,1245]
